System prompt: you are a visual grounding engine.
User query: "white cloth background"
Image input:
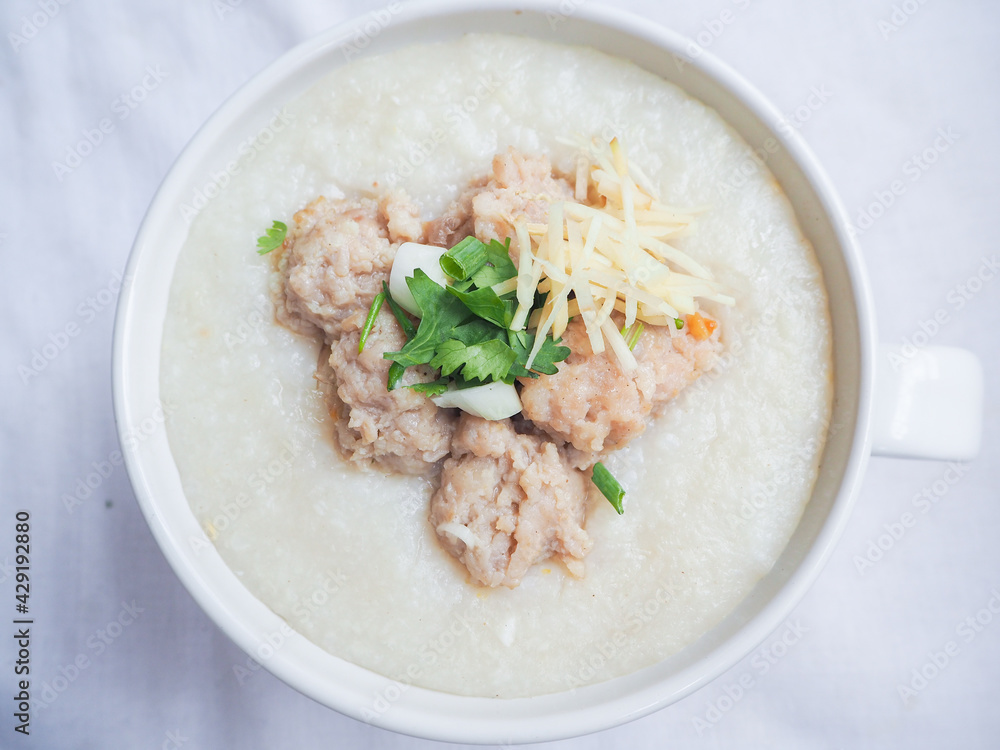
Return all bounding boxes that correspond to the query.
[1,0,997,748]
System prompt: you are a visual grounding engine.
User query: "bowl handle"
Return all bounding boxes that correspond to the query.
[871,344,983,460]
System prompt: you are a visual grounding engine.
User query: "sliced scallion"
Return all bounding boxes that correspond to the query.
[358,291,385,353]
[592,462,625,514]
[382,281,416,339]
[440,236,488,281]
[622,322,644,351]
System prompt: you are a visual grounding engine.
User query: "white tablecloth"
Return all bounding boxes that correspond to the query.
[1,1,997,747]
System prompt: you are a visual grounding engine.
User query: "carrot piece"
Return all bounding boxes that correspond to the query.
[686,312,717,341]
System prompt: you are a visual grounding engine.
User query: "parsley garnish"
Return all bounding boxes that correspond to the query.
[446,285,513,328]
[256,221,287,255]
[383,236,570,392]
[507,329,569,377]
[385,270,472,367]
[386,361,405,391]
[431,339,518,382]
[469,238,517,288]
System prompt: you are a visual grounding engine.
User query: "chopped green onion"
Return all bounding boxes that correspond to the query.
[382,282,418,390]
[406,378,450,396]
[674,317,684,330]
[358,292,385,353]
[621,322,644,351]
[592,462,625,514]
[256,220,287,255]
[382,281,416,339]
[628,322,644,350]
[387,361,405,391]
[440,236,488,281]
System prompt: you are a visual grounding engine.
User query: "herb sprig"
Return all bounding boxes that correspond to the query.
[375,237,570,390]
[256,221,287,255]
[358,234,625,514]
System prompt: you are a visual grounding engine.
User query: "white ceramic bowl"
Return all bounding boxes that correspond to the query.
[113,0,982,743]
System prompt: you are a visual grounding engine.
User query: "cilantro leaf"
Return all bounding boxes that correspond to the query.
[529,336,571,375]
[450,373,483,390]
[387,361,405,390]
[256,221,287,255]
[431,339,517,382]
[450,319,506,346]
[506,329,536,378]
[256,221,287,254]
[469,238,518,289]
[446,285,514,328]
[461,340,518,381]
[428,340,467,377]
[383,269,472,368]
[382,234,575,399]
[508,329,571,376]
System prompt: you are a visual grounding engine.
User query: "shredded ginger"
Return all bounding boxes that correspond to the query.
[513,138,734,373]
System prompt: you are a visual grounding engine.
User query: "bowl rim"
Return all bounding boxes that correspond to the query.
[113,0,876,743]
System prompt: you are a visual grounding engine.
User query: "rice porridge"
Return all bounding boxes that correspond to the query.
[160,35,832,698]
